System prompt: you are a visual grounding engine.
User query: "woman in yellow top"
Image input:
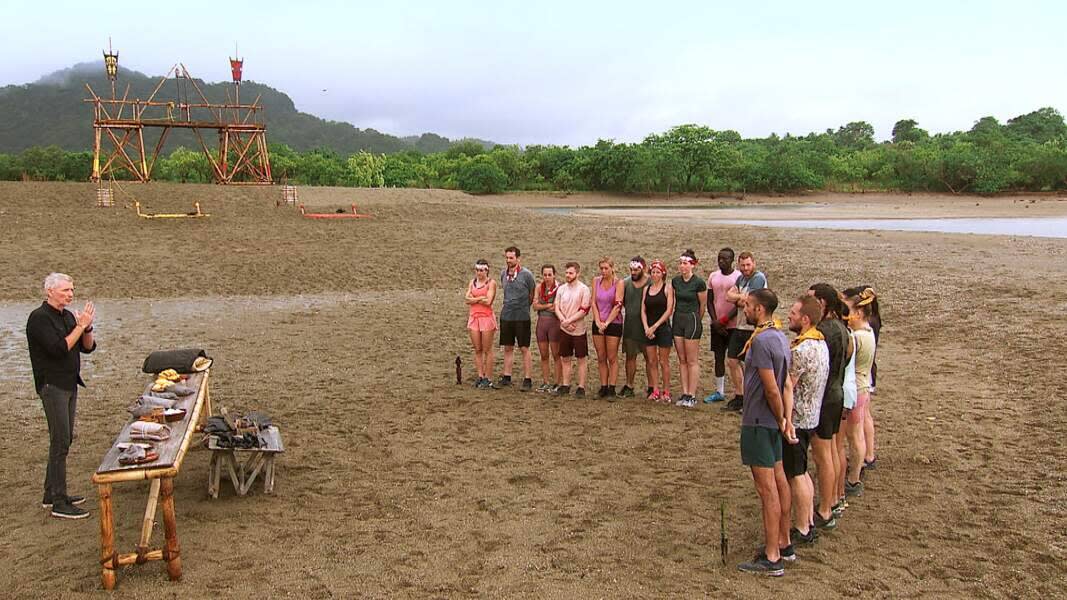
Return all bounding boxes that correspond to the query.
[843,288,877,496]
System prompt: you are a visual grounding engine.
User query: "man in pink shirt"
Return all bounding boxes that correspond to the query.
[553,262,591,397]
[705,248,742,403]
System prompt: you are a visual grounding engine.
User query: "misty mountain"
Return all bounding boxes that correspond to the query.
[0,62,493,155]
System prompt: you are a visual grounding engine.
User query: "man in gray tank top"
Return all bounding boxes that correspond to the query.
[498,246,536,391]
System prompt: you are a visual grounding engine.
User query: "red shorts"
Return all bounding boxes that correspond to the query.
[846,392,870,424]
[536,315,561,343]
[558,331,588,358]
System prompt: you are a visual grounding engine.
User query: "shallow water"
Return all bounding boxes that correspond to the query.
[714,216,1067,238]
[542,206,1067,238]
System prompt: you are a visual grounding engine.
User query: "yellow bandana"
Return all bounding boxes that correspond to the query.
[856,287,876,307]
[791,326,825,349]
[740,318,782,358]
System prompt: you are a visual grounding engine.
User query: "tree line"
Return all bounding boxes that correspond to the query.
[3,107,1066,195]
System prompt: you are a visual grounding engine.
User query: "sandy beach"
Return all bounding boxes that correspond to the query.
[0,182,1064,598]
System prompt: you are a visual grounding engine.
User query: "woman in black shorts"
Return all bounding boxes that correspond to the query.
[641,259,675,403]
[671,249,707,408]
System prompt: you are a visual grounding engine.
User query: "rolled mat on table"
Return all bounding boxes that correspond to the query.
[142,348,213,374]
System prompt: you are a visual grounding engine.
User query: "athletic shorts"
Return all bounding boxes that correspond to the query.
[622,337,645,357]
[815,400,843,440]
[727,329,753,359]
[709,326,731,353]
[591,321,623,337]
[650,322,673,348]
[741,426,782,468]
[536,315,561,344]
[467,313,498,332]
[847,392,870,425]
[499,319,531,348]
[671,311,702,340]
[782,428,813,478]
[558,331,589,359]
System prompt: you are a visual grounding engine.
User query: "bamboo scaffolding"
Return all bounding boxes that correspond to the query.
[85,62,271,184]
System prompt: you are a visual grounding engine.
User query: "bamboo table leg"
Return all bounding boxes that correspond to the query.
[98,483,117,590]
[264,455,275,494]
[138,479,162,561]
[160,477,182,581]
[208,451,221,498]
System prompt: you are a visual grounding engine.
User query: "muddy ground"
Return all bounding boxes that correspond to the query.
[0,182,1064,599]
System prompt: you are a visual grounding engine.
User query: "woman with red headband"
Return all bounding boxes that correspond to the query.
[591,256,625,398]
[672,249,707,408]
[465,259,498,389]
[641,259,675,403]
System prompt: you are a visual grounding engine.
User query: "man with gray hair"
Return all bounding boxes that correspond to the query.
[26,273,97,520]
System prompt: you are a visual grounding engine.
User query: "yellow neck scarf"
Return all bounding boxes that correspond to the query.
[791,326,825,349]
[741,318,782,358]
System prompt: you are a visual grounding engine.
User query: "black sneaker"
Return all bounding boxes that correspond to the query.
[551,385,570,396]
[520,378,533,392]
[597,385,608,398]
[757,545,796,562]
[42,495,86,508]
[575,387,586,397]
[607,385,617,397]
[498,376,514,387]
[51,501,89,520]
[814,510,837,530]
[721,395,743,412]
[791,527,817,546]
[845,480,864,497]
[832,499,848,518]
[738,552,785,576]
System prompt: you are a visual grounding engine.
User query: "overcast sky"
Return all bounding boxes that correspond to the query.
[3,0,1064,146]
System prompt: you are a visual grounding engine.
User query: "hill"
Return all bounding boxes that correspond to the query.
[0,63,493,154]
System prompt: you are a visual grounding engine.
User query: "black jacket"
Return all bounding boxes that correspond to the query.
[26,302,96,393]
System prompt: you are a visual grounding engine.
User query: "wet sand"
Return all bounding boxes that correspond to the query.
[0,182,1064,598]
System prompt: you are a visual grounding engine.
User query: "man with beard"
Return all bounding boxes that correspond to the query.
[498,246,537,391]
[737,289,793,575]
[552,262,592,397]
[620,257,650,398]
[783,296,829,546]
[723,252,768,412]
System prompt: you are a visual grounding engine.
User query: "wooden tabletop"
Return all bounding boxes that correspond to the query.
[92,370,209,482]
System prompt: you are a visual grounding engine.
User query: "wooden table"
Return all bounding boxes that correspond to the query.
[91,370,212,590]
[207,426,284,498]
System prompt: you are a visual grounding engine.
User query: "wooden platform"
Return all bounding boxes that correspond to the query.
[207,426,284,498]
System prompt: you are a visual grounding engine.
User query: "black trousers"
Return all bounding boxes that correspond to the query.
[40,384,77,502]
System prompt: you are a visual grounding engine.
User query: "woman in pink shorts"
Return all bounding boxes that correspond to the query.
[466,259,498,389]
[532,264,563,393]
